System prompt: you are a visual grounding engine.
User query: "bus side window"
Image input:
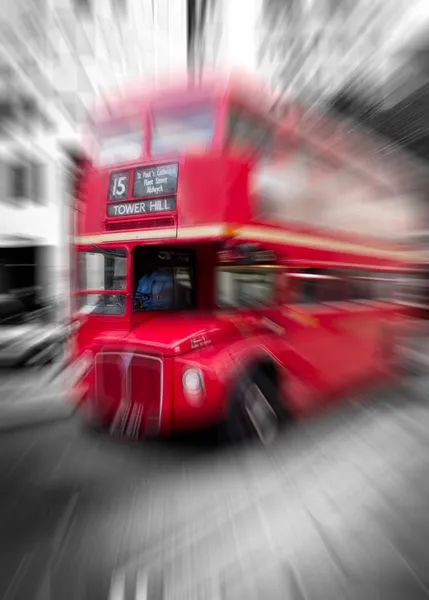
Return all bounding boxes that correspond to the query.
[383,273,398,300]
[287,274,301,304]
[348,273,370,301]
[288,271,318,305]
[375,277,386,300]
[373,275,389,300]
[400,273,427,305]
[215,268,275,308]
[226,107,273,158]
[318,275,344,303]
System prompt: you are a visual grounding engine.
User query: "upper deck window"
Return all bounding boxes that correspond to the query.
[226,107,273,158]
[151,107,214,156]
[97,123,143,167]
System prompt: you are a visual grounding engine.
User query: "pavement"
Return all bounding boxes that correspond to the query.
[1,327,429,599]
[1,373,429,598]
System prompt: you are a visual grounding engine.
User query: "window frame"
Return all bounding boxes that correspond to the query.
[10,160,28,201]
[285,268,396,306]
[77,248,127,293]
[74,248,128,317]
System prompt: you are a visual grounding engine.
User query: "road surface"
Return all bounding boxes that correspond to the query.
[1,375,429,599]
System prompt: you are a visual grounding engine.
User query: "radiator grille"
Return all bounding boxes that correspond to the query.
[129,354,163,434]
[95,352,163,435]
[95,353,124,416]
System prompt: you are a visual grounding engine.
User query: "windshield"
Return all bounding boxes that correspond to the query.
[133,247,195,311]
[151,107,214,156]
[97,123,143,166]
[76,249,127,315]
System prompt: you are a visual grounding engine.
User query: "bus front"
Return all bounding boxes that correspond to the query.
[69,82,259,438]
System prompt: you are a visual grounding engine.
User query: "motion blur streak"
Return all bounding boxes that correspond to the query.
[1,1,429,599]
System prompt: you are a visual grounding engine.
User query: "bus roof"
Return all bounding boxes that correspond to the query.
[92,72,428,187]
[92,72,275,127]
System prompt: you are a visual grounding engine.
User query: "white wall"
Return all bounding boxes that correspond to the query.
[0,0,188,308]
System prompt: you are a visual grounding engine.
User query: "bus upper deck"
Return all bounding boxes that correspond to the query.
[76,75,426,265]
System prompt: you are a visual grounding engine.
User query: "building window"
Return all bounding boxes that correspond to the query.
[10,163,28,200]
[111,0,126,16]
[30,161,44,204]
[0,160,6,203]
[74,0,92,16]
[0,101,15,136]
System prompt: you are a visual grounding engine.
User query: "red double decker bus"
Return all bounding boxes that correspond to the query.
[69,75,423,443]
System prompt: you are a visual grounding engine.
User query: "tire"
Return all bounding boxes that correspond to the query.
[224,362,285,445]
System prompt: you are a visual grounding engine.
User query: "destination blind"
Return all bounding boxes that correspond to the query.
[107,162,178,218]
[107,197,176,217]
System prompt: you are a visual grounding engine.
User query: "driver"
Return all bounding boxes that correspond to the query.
[135,269,174,310]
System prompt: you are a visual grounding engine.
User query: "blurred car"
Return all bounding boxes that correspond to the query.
[0,294,65,368]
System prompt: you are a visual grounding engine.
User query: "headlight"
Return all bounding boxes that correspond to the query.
[182,368,204,395]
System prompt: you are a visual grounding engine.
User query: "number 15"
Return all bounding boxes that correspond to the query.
[113,176,126,196]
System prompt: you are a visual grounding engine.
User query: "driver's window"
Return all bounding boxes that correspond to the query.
[133,249,196,311]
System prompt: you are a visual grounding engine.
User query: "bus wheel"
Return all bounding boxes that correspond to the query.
[226,364,282,445]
